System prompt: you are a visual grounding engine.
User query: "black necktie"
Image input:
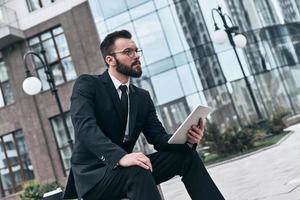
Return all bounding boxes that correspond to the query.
[119,85,128,137]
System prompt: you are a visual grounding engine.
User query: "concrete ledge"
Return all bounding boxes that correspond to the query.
[284,115,300,127]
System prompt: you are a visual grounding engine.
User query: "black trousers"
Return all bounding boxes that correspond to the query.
[83,150,224,200]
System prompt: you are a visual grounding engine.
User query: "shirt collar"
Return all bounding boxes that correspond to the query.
[108,71,130,91]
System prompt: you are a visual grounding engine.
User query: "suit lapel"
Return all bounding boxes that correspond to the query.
[129,84,138,140]
[100,71,125,128]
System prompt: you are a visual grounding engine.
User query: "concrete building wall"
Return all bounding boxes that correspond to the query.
[0,2,105,199]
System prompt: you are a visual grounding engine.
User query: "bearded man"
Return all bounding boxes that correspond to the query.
[63,30,224,200]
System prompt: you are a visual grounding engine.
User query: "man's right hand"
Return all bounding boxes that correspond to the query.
[118,152,153,172]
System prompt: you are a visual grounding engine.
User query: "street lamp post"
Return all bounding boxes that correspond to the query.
[211,6,263,120]
[22,47,73,150]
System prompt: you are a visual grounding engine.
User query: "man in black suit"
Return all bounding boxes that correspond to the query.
[63,30,224,200]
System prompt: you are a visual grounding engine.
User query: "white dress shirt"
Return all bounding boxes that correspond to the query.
[108,72,130,139]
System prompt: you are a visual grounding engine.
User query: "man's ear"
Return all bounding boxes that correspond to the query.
[105,55,116,67]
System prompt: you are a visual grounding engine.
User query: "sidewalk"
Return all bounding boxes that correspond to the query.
[160,124,300,200]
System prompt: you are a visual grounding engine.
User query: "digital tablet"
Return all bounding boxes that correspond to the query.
[168,105,212,144]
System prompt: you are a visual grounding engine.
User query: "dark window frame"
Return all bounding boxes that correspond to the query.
[0,59,14,107]
[49,112,74,175]
[28,26,76,91]
[0,129,34,197]
[26,0,57,12]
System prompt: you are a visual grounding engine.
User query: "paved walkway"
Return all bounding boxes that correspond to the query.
[160,124,300,200]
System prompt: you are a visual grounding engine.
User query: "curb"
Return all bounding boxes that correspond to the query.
[207,130,294,169]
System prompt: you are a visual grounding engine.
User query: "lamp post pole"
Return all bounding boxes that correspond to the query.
[212,6,263,120]
[23,47,73,150]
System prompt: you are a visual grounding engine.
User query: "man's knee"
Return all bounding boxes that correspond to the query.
[126,166,153,180]
[169,150,200,164]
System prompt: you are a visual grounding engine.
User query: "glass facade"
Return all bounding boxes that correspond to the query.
[0,130,34,197]
[0,59,14,108]
[28,26,77,91]
[88,0,300,134]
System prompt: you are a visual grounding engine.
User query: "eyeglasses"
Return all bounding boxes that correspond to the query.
[110,48,143,58]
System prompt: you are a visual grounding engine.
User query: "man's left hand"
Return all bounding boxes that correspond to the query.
[187,118,204,144]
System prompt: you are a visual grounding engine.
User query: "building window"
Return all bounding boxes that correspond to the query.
[28,26,77,91]
[50,112,74,174]
[0,130,34,197]
[0,59,14,108]
[26,0,57,12]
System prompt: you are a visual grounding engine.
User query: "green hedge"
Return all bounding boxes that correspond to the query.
[20,181,60,200]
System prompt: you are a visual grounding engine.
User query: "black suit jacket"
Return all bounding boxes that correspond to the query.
[63,70,192,199]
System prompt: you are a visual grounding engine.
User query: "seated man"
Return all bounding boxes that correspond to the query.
[63,30,224,200]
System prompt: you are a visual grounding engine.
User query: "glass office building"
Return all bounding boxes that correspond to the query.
[88,0,300,133]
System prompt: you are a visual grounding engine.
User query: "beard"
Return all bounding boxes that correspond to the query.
[115,58,142,78]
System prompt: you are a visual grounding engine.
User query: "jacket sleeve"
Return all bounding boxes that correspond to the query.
[70,75,127,169]
[142,91,195,151]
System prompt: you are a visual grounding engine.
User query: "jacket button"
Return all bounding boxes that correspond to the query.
[100,156,105,161]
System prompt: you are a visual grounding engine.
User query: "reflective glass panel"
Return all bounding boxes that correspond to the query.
[2,82,14,105]
[158,7,184,55]
[37,68,50,90]
[134,13,171,64]
[55,34,70,58]
[99,0,127,19]
[151,69,184,105]
[43,39,58,63]
[62,57,77,81]
[129,1,155,20]
[52,64,64,85]
[0,61,8,82]
[177,64,197,95]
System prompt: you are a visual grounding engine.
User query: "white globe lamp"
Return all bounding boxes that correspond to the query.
[233,34,247,48]
[22,76,42,95]
[212,29,227,44]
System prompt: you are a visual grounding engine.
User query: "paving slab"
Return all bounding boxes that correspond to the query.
[161,124,300,200]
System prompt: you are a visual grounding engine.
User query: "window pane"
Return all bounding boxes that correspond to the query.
[28,37,40,45]
[129,1,155,20]
[30,43,43,67]
[0,87,4,107]
[99,0,127,19]
[60,147,72,171]
[177,64,197,95]
[106,12,130,31]
[61,57,76,81]
[50,112,75,172]
[0,169,13,192]
[0,61,8,82]
[53,26,63,35]
[151,69,184,105]
[26,0,40,12]
[158,7,183,55]
[134,13,171,64]
[3,134,18,166]
[37,68,50,90]
[52,64,64,85]
[43,39,58,63]
[2,82,14,105]
[0,130,34,197]
[41,31,51,41]
[15,131,34,181]
[126,0,150,9]
[55,34,70,58]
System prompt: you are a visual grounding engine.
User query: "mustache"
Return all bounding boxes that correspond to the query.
[132,60,141,66]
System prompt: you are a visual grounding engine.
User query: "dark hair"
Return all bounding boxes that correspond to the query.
[100,30,132,67]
